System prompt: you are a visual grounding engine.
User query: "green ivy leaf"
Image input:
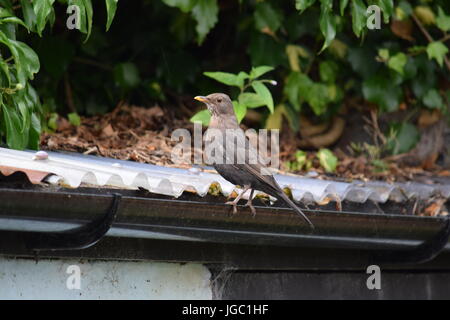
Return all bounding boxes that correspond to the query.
[388,52,407,75]
[386,122,419,155]
[105,0,118,31]
[317,148,338,172]
[351,0,366,38]
[426,42,449,67]
[191,0,218,44]
[436,7,450,32]
[190,109,211,126]
[251,81,274,113]
[422,89,444,109]
[204,71,244,88]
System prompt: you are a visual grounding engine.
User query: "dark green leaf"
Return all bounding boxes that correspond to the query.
[114,62,140,89]
[307,83,330,115]
[2,103,26,149]
[422,89,444,109]
[191,0,218,44]
[362,73,402,112]
[340,0,349,16]
[284,72,312,111]
[319,2,336,52]
[36,36,74,79]
[295,0,316,12]
[162,0,196,13]
[319,60,338,83]
[351,0,366,37]
[254,2,281,33]
[33,0,55,36]
[375,0,394,23]
[105,0,118,31]
[21,0,36,32]
[386,122,419,155]
[69,0,93,42]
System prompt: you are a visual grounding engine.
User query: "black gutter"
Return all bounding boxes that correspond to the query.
[0,187,449,267]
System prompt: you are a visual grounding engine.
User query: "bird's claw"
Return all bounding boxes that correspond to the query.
[245,201,256,217]
[225,201,238,215]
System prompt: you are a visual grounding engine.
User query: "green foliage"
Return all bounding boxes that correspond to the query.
[0,0,449,161]
[0,0,118,149]
[285,148,338,173]
[192,66,275,125]
[386,122,420,155]
[317,148,338,173]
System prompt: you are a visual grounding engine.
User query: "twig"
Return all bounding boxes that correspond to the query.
[412,13,450,71]
[439,34,450,43]
[64,73,76,113]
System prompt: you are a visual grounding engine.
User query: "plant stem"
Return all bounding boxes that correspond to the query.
[412,13,450,71]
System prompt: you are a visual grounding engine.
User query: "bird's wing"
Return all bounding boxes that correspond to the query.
[231,162,281,194]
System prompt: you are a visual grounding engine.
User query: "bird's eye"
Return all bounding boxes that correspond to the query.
[217,99,222,103]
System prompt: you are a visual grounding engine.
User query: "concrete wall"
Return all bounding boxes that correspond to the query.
[0,257,212,300]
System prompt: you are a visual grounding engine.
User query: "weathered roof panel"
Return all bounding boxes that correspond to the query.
[1,147,449,204]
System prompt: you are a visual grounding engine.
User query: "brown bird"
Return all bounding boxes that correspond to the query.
[195,93,314,229]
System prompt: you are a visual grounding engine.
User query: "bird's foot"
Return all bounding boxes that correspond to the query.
[225,201,239,215]
[245,199,256,217]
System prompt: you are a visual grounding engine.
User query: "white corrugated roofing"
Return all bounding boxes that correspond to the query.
[1,147,450,204]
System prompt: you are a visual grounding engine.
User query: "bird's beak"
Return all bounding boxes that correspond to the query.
[194,96,209,103]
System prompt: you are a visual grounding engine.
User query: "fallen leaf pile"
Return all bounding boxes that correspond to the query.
[41,102,194,167]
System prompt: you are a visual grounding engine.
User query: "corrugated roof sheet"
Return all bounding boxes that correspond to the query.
[1,147,450,204]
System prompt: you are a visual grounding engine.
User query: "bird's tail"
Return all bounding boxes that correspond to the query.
[277,191,314,229]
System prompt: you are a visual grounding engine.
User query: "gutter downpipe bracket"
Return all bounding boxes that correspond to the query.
[24,193,121,253]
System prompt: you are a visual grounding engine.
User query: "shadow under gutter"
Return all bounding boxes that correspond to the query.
[0,187,449,268]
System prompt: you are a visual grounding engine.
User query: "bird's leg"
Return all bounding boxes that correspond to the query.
[226,185,251,214]
[244,188,256,216]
